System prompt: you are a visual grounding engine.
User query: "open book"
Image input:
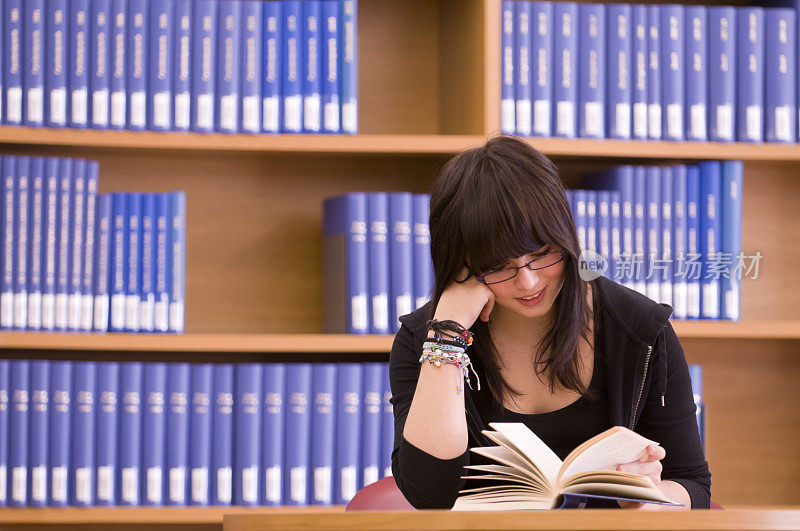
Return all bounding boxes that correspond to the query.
[452,423,683,511]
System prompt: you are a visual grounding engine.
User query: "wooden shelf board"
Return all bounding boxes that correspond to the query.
[671,320,800,339]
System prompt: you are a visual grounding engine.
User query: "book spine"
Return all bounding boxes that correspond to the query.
[531,1,553,137]
[148,0,173,131]
[46,0,69,127]
[118,362,142,505]
[302,0,321,134]
[168,191,186,334]
[41,159,59,330]
[126,0,148,130]
[340,0,357,134]
[578,3,605,138]
[282,0,302,133]
[172,0,191,131]
[80,162,98,331]
[69,0,89,128]
[552,2,578,138]
[645,166,661,302]
[261,363,285,506]
[217,0,241,133]
[95,362,119,505]
[685,165,701,318]
[23,0,45,126]
[661,5,684,141]
[672,165,688,319]
[515,1,531,137]
[737,7,764,143]
[322,0,339,133]
[610,191,621,284]
[9,360,29,506]
[48,360,71,506]
[335,362,361,505]
[631,5,647,139]
[720,161,743,321]
[28,360,49,506]
[189,363,212,506]
[125,192,141,332]
[708,7,735,142]
[90,0,111,128]
[191,0,216,132]
[261,1,281,133]
[54,158,72,331]
[765,8,796,143]
[0,360,8,506]
[108,192,127,332]
[632,166,647,295]
[607,4,631,140]
[71,361,96,507]
[234,363,262,506]
[500,0,515,134]
[0,157,14,329]
[698,161,722,319]
[153,193,169,332]
[660,166,674,307]
[5,0,23,125]
[585,190,597,256]
[685,7,707,141]
[389,193,413,333]
[13,156,28,330]
[361,362,382,490]
[284,363,312,505]
[616,166,635,289]
[166,362,190,505]
[142,362,166,505]
[310,363,336,505]
[67,159,86,331]
[367,193,390,334]
[381,363,392,478]
[212,363,233,505]
[93,194,112,332]
[27,157,44,330]
[646,5,661,140]
[109,0,127,129]
[412,194,432,309]
[688,364,704,445]
[139,193,155,332]
[596,191,611,280]
[573,189,587,252]
[240,1,262,134]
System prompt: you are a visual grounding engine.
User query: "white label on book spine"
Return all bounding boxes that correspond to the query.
[12,467,26,503]
[690,104,706,139]
[125,294,140,330]
[395,294,412,326]
[289,466,306,503]
[324,101,340,132]
[265,466,281,503]
[533,100,550,136]
[169,467,186,503]
[31,466,46,502]
[716,104,732,140]
[146,467,162,503]
[363,466,379,487]
[81,294,94,331]
[515,99,531,136]
[154,299,169,332]
[313,467,331,503]
[0,293,12,327]
[263,96,279,132]
[153,91,170,128]
[583,102,603,137]
[415,295,429,310]
[28,292,42,329]
[242,465,258,504]
[500,99,515,133]
[775,105,790,141]
[284,94,302,132]
[92,89,109,127]
[169,301,184,333]
[220,94,238,131]
[633,102,647,137]
[724,285,740,319]
[97,465,114,501]
[110,293,125,329]
[27,87,44,124]
[216,467,232,504]
[7,87,22,123]
[191,468,208,504]
[111,91,126,127]
[94,294,110,331]
[130,91,146,127]
[140,298,155,331]
[242,95,259,133]
[667,103,682,138]
[702,282,719,318]
[687,283,700,318]
[0,465,5,502]
[13,293,27,328]
[384,466,392,479]
[615,103,631,138]
[646,281,660,303]
[647,104,661,138]
[372,293,388,330]
[342,100,357,133]
[71,89,88,125]
[340,466,356,502]
[121,467,138,504]
[68,293,82,329]
[75,467,91,503]
[51,466,67,503]
[556,101,575,136]
[745,105,761,141]
[672,282,687,319]
[174,92,190,129]
[351,293,367,332]
[660,281,673,308]
[50,88,67,125]
[304,94,321,132]
[197,94,214,130]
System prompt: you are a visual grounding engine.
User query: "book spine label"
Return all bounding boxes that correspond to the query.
[381,363,393,478]
[661,5,684,141]
[109,0,127,129]
[71,361,96,506]
[154,193,169,332]
[578,3,605,138]
[367,193,390,334]
[189,364,212,505]
[166,363,190,505]
[530,1,553,137]
[412,194,432,310]
[80,162,98,331]
[5,1,23,125]
[172,0,191,131]
[553,2,578,137]
[28,360,49,506]
[234,363,262,506]
[607,4,631,140]
[93,194,112,332]
[69,0,89,127]
[139,194,155,332]
[13,157,28,330]
[67,160,86,331]
[659,167,674,306]
[1,158,14,330]
[212,364,233,505]
[240,1,262,134]
[217,0,241,133]
[168,192,186,334]
[48,361,71,506]
[262,1,281,133]
[515,2,531,136]
[284,364,312,505]
[142,362,166,505]
[24,0,46,126]
[108,192,127,332]
[148,0,172,131]
[262,363,285,506]
[46,0,69,127]
[500,1,515,134]
[119,362,143,505]
[737,8,764,142]
[191,0,217,132]
[685,166,700,318]
[302,1,321,133]
[708,7,735,142]
[698,161,722,319]
[765,9,795,143]
[646,5,661,139]
[720,161,743,320]
[90,0,110,128]
[321,0,339,133]
[310,363,336,505]
[361,363,382,492]
[389,193,413,333]
[335,363,361,505]
[672,165,688,319]
[340,0,357,133]
[9,360,29,506]
[125,192,141,332]
[95,362,119,505]
[27,158,44,330]
[282,1,302,132]
[127,0,148,130]
[685,7,707,141]
[631,5,647,139]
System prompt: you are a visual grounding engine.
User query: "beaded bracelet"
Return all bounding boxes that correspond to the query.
[419,344,481,394]
[425,319,474,348]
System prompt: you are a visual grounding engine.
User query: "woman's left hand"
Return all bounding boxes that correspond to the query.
[616,444,666,509]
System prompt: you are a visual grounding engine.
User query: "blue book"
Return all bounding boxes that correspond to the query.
[607,4,631,139]
[172,0,191,131]
[118,362,143,505]
[217,0,241,133]
[688,365,704,445]
[765,9,795,143]
[46,0,69,127]
[93,194,112,332]
[13,156,28,330]
[552,2,578,138]
[684,7,707,141]
[109,192,127,332]
[1,157,14,329]
[41,159,59,331]
[698,161,721,320]
[631,5,647,139]
[610,191,621,284]
[531,1,553,137]
[412,194,432,309]
[585,191,597,258]
[282,0,302,133]
[659,166,674,307]
[515,1,532,136]
[234,363,262,506]
[80,162,98,331]
[5,0,23,125]
[148,0,173,131]
[262,363,285,506]
[54,158,72,331]
[48,360,71,506]
[125,192,141,332]
[168,192,186,334]
[166,363,190,505]
[500,0,515,134]
[381,363,392,478]
[645,166,661,302]
[189,364,212,505]
[646,5,661,139]
[322,0,339,133]
[361,363,382,490]
[240,0,262,134]
[154,193,169,332]
[27,157,45,330]
[69,0,89,127]
[139,194,155,332]
[126,0,148,130]
[212,363,233,505]
[708,7,735,142]
[661,5,684,141]
[23,0,45,126]
[302,0,321,133]
[632,166,646,295]
[261,0,281,133]
[578,3,605,138]
[142,362,166,505]
[335,362,361,505]
[283,363,312,505]
[109,0,127,129]
[573,189,587,253]
[389,193,413,333]
[71,361,96,506]
[310,363,336,505]
[95,362,120,505]
[367,193,390,334]
[322,193,369,334]
[596,191,611,280]
[28,360,49,506]
[737,7,763,143]
[686,165,701,319]
[67,159,87,331]
[90,0,111,128]
[9,360,29,506]
[672,165,688,319]
[191,0,216,132]
[0,360,7,506]
[720,161,743,321]
[340,0,357,134]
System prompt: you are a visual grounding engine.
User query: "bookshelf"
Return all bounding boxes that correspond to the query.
[0,0,799,527]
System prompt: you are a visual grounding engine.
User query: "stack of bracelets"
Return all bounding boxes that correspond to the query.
[420,319,481,394]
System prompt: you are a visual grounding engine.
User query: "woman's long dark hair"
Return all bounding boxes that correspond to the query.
[429,136,592,409]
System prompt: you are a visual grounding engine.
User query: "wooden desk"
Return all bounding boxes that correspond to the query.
[224,507,800,531]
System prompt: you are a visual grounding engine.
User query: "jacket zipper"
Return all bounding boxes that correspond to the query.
[630,345,653,429]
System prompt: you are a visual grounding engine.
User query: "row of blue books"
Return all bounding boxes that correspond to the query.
[0,155,186,333]
[1,0,358,135]
[0,359,392,507]
[501,1,799,143]
[568,161,744,321]
[323,192,434,335]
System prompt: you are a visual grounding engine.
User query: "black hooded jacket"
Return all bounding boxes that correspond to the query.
[389,276,711,509]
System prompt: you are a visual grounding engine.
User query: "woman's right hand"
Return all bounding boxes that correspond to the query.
[432,268,496,330]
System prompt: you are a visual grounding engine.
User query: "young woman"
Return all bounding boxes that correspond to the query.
[388,136,711,510]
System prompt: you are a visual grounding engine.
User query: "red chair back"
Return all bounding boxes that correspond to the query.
[345,476,416,511]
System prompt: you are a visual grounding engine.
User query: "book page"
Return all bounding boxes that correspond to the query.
[470,446,549,488]
[561,482,676,504]
[486,423,562,487]
[465,464,544,488]
[558,427,657,485]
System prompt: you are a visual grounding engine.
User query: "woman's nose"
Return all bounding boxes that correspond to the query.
[514,264,540,290]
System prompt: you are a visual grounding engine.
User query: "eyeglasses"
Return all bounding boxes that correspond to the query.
[473,249,566,285]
